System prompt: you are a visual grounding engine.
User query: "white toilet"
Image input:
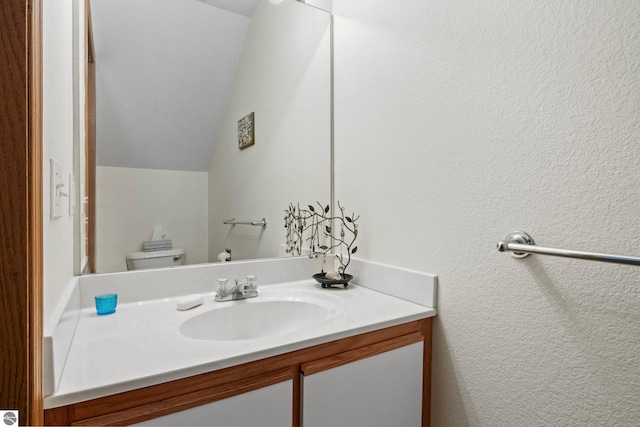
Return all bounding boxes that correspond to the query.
[125,248,185,270]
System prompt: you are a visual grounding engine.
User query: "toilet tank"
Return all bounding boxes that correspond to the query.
[125,248,185,270]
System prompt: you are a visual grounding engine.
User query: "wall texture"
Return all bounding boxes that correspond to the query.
[43,0,76,323]
[333,1,640,425]
[208,0,331,261]
[96,166,208,273]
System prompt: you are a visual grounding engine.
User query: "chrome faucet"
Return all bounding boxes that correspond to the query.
[215,277,258,302]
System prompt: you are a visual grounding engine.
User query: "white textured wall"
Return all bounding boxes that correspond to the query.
[96,166,208,273]
[43,0,76,323]
[208,0,331,261]
[72,0,87,275]
[334,1,640,425]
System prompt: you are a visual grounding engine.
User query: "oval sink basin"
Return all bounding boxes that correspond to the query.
[179,291,344,341]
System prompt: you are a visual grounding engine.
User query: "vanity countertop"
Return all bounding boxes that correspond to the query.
[44,280,435,409]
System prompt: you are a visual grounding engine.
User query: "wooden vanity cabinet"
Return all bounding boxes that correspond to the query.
[44,318,432,427]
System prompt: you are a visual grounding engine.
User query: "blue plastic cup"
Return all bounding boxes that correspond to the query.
[95,293,118,315]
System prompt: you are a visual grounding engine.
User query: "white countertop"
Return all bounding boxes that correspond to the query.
[45,280,435,409]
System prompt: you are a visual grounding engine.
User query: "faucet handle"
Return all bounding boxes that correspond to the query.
[216,278,229,296]
[246,275,257,292]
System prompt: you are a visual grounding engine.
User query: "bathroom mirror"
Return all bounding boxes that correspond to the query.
[89,0,332,273]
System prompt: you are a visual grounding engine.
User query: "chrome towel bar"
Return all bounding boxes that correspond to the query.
[497,231,640,266]
[223,218,267,227]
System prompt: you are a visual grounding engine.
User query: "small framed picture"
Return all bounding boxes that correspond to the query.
[238,112,255,150]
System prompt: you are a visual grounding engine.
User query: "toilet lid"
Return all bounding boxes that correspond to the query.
[125,248,184,260]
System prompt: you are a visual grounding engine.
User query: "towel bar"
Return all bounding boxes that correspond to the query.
[497,231,640,266]
[223,218,267,227]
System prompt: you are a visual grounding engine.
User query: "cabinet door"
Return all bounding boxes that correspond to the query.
[134,379,293,427]
[302,342,423,427]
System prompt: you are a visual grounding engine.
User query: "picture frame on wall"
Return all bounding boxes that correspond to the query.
[238,112,255,150]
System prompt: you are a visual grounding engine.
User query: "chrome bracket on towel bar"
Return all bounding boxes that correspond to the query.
[223,218,267,227]
[497,231,640,266]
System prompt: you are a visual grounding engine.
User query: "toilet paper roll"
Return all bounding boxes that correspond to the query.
[218,251,230,262]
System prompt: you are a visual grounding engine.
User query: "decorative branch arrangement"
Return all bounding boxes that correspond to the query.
[284,201,359,279]
[284,203,305,257]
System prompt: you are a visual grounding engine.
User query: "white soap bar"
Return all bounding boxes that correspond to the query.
[176,294,204,311]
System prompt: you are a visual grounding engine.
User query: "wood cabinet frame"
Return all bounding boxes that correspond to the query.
[45,318,432,426]
[0,0,43,424]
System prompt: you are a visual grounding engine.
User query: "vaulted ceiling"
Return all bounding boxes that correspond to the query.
[92,0,261,171]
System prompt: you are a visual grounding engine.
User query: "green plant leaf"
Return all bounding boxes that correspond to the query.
[319,245,328,250]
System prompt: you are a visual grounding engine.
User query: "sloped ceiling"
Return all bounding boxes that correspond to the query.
[92,0,261,171]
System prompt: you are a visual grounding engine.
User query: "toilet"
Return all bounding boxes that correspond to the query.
[125,248,185,270]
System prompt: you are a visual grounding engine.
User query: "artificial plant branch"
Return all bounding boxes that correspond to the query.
[284,201,359,275]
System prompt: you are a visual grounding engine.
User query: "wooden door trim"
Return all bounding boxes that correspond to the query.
[86,0,96,273]
[0,0,44,424]
[27,0,44,424]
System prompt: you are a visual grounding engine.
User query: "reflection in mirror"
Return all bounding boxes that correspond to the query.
[89,0,332,273]
[72,0,90,275]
